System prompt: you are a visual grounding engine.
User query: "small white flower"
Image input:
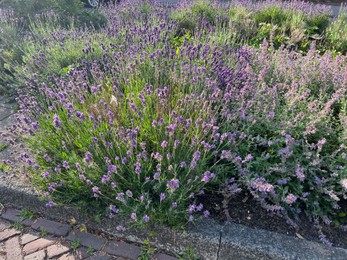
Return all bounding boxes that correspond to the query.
[110,95,118,106]
[341,179,347,190]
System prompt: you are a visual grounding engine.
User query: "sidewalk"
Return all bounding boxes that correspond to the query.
[0,207,177,260]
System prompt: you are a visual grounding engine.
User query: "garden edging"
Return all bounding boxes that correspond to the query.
[1,182,347,260]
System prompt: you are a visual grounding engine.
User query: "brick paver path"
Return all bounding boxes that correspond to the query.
[0,207,177,260]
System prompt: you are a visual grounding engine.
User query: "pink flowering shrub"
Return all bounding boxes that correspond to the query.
[216,42,347,228]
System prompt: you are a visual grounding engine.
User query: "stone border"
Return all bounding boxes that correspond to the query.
[0,207,177,259]
[1,183,347,260]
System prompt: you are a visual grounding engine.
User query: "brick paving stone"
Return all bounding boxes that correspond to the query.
[24,249,46,260]
[1,208,33,226]
[47,244,70,258]
[59,253,75,260]
[104,241,141,260]
[0,228,21,242]
[32,218,71,237]
[21,232,40,245]
[155,253,178,260]
[23,237,55,255]
[85,254,112,260]
[0,219,10,232]
[5,236,23,259]
[67,230,106,250]
[1,208,21,221]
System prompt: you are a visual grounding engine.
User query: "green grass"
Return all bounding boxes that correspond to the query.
[0,144,9,152]
[20,209,34,220]
[11,220,24,231]
[70,239,80,251]
[0,163,11,172]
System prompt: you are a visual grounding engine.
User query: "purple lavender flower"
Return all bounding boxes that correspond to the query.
[160,193,166,201]
[92,186,99,194]
[156,163,161,172]
[46,201,55,207]
[32,122,38,130]
[116,193,125,202]
[75,163,81,172]
[161,140,168,149]
[143,215,150,222]
[243,154,253,162]
[284,194,297,204]
[116,225,125,232]
[295,165,305,182]
[174,140,180,149]
[41,172,50,178]
[167,179,180,191]
[220,150,232,160]
[91,86,98,94]
[75,111,85,120]
[126,190,133,197]
[109,205,117,213]
[153,172,160,180]
[167,153,172,160]
[202,171,216,183]
[152,152,163,161]
[190,160,197,169]
[188,204,196,213]
[193,151,201,160]
[108,165,117,172]
[277,179,288,185]
[53,114,62,128]
[251,178,274,193]
[134,161,141,175]
[131,212,137,220]
[85,152,92,163]
[234,156,242,163]
[196,203,203,211]
[62,161,69,169]
[101,174,110,183]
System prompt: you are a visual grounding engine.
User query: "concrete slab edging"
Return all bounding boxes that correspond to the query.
[1,183,347,260]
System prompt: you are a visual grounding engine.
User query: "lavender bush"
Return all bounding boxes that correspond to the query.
[1,0,346,240]
[0,0,107,94]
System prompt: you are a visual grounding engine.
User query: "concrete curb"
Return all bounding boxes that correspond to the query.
[1,182,347,260]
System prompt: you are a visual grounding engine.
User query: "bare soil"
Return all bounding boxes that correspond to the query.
[200,191,347,249]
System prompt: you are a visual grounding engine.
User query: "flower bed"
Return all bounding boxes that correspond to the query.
[1,0,347,245]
